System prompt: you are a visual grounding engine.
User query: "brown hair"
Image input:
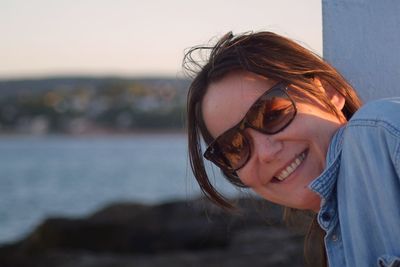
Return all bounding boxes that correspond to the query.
[183,31,362,266]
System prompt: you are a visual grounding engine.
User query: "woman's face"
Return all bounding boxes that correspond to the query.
[202,71,345,211]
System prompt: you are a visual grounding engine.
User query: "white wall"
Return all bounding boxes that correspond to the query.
[322,0,400,101]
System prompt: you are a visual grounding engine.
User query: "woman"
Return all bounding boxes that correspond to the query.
[183,31,400,267]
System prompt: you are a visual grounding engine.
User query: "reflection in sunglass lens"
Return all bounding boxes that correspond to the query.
[247,94,295,133]
[219,130,249,170]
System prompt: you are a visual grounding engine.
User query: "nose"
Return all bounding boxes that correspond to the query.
[246,128,282,163]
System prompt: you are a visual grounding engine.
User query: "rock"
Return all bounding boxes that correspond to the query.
[0,197,310,267]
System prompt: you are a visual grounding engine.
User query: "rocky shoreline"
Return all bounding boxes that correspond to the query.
[0,197,311,267]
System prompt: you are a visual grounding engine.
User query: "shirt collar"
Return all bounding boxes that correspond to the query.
[308,126,345,203]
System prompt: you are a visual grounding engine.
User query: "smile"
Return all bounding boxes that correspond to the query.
[275,151,307,181]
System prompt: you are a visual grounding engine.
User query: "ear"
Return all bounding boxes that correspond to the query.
[313,77,345,112]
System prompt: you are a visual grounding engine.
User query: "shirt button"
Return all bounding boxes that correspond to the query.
[321,212,331,221]
[332,235,338,241]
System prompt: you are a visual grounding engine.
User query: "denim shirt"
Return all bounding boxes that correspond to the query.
[309,98,400,267]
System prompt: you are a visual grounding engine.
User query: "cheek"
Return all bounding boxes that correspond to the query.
[236,167,257,187]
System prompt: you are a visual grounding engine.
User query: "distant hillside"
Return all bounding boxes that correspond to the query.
[0,76,190,96]
[0,76,191,134]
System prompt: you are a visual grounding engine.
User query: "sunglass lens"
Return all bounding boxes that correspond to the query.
[247,91,295,134]
[213,130,249,171]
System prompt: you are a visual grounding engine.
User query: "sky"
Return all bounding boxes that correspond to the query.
[0,0,322,79]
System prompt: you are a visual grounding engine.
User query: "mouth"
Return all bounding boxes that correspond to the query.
[272,149,308,183]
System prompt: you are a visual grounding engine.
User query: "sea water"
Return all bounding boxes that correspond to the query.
[0,134,239,244]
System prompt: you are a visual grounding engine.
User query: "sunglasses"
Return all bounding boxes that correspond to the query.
[203,82,297,174]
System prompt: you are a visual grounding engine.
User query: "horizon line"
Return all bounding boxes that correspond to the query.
[0,72,189,82]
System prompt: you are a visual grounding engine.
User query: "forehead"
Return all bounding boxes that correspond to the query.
[201,71,276,138]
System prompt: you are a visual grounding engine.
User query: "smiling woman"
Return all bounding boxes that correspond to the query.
[183,31,400,267]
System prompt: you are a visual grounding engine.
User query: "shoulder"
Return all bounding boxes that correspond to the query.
[349,97,400,130]
[343,98,400,143]
[336,98,400,262]
[336,99,400,259]
[339,98,400,180]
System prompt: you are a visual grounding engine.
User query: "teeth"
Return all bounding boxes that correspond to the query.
[276,152,306,181]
